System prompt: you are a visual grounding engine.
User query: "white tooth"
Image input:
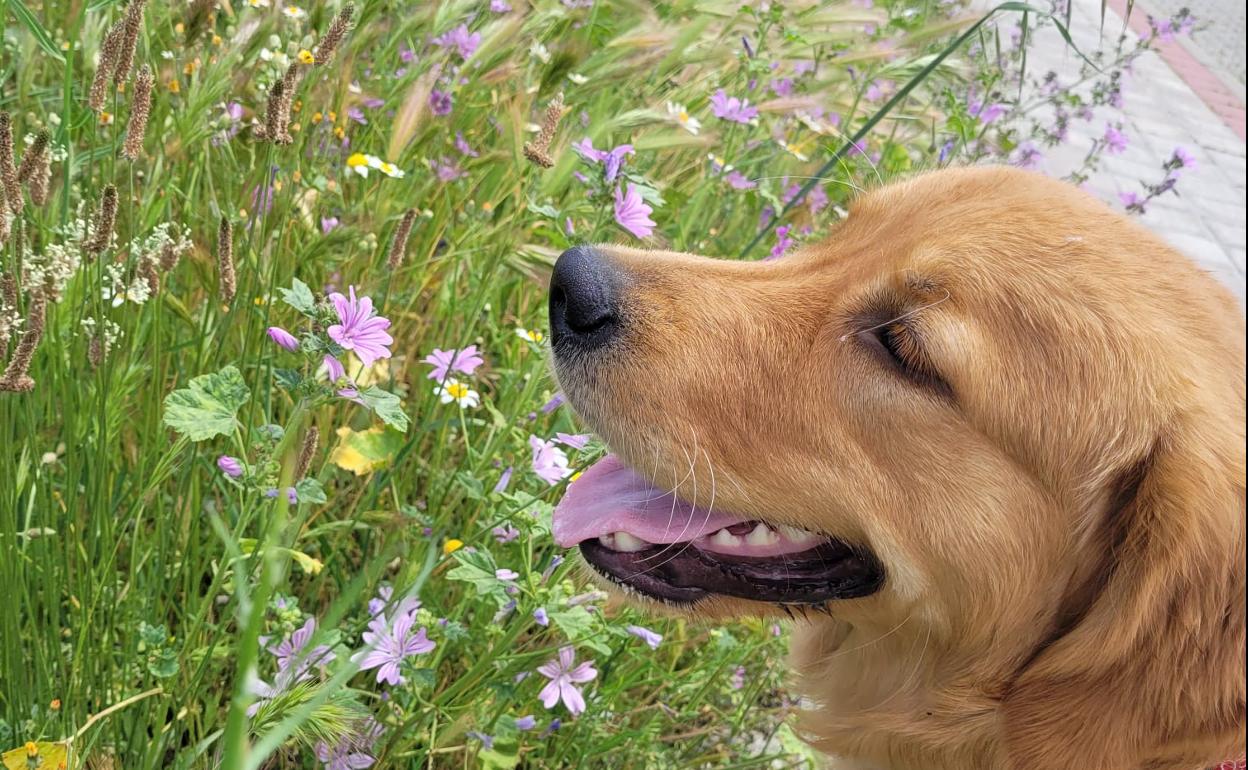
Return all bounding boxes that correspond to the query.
[599,533,616,547]
[778,525,817,544]
[612,532,648,552]
[746,523,780,546]
[710,529,742,548]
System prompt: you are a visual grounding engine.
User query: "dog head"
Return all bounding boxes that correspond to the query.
[547,166,1245,768]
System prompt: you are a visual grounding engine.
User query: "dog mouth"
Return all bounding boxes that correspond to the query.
[553,454,884,605]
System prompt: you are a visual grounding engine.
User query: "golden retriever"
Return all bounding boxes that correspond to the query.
[546,166,1246,770]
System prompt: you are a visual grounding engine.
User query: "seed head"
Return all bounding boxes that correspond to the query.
[28,151,52,207]
[88,334,105,370]
[16,129,50,183]
[122,65,154,160]
[114,0,148,87]
[387,208,417,270]
[315,4,355,66]
[90,21,124,112]
[0,113,22,216]
[216,215,235,305]
[0,289,47,393]
[83,185,119,258]
[295,425,320,479]
[523,92,564,169]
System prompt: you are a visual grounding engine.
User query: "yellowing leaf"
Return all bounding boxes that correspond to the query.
[329,426,402,476]
[343,353,389,388]
[2,741,69,770]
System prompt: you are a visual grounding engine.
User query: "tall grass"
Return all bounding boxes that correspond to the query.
[1,0,1082,767]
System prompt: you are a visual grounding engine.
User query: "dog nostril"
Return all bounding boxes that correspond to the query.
[549,246,622,347]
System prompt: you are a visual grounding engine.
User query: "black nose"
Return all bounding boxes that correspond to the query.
[549,246,622,349]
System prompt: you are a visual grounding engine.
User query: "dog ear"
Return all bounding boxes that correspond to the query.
[1001,421,1246,770]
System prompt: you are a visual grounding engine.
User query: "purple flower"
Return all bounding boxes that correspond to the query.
[493,523,520,543]
[555,432,591,450]
[493,467,515,496]
[626,625,663,649]
[347,107,368,125]
[730,665,746,690]
[327,286,393,368]
[432,24,481,60]
[709,89,758,124]
[724,170,756,190]
[433,157,464,182]
[515,715,536,730]
[537,647,597,715]
[218,455,244,478]
[267,326,300,351]
[541,718,561,737]
[267,617,335,677]
[1103,124,1128,154]
[355,607,436,686]
[466,732,494,750]
[769,78,794,97]
[423,345,483,382]
[767,225,795,260]
[533,607,549,626]
[454,131,479,157]
[429,90,453,116]
[613,184,656,239]
[314,718,384,770]
[969,100,1007,125]
[529,435,571,485]
[1172,146,1197,170]
[540,393,565,413]
[490,0,512,11]
[1012,142,1043,170]
[793,60,816,76]
[321,216,341,234]
[496,568,520,581]
[1119,191,1147,213]
[572,139,635,183]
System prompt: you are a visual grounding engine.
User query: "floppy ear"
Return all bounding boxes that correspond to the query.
[1001,421,1246,770]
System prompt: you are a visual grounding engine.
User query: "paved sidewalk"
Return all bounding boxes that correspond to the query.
[995,0,1247,306]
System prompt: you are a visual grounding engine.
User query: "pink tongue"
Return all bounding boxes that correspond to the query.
[552,454,744,547]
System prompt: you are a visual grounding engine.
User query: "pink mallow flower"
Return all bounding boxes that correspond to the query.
[572,138,635,183]
[537,646,597,716]
[709,89,758,124]
[218,455,244,478]
[327,286,393,368]
[529,435,571,485]
[423,345,484,381]
[613,184,656,239]
[267,326,300,351]
[354,607,435,686]
[432,24,480,60]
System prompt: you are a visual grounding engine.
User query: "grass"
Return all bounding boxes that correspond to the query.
[0,0,1068,767]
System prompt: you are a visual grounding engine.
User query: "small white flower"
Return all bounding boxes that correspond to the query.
[282,5,307,19]
[436,379,481,408]
[41,452,58,465]
[529,42,551,63]
[247,0,271,7]
[665,102,701,135]
[795,111,829,135]
[259,47,275,62]
[567,73,588,84]
[515,327,544,344]
[776,139,809,161]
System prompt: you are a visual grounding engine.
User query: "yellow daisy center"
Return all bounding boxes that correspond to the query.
[346,153,368,167]
[447,382,469,399]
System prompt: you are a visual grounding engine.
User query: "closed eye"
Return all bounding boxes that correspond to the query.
[858,321,953,398]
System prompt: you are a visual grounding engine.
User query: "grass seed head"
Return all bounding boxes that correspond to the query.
[216,215,235,305]
[122,66,154,160]
[0,112,23,216]
[387,208,417,270]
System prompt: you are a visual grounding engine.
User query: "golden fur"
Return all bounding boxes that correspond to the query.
[552,166,1246,770]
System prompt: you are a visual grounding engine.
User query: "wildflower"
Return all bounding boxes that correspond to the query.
[969,100,1007,125]
[529,435,571,485]
[267,326,300,351]
[515,715,536,730]
[83,185,119,257]
[709,89,757,124]
[90,21,124,112]
[355,607,435,686]
[0,113,20,216]
[297,49,315,65]
[540,393,564,413]
[423,345,484,381]
[435,378,481,408]
[730,665,746,690]
[433,157,463,182]
[454,131,478,158]
[314,4,355,65]
[613,183,656,239]
[724,170,755,190]
[0,290,46,393]
[122,65,154,160]
[321,216,340,233]
[113,0,147,87]
[1119,191,1146,213]
[282,5,307,20]
[768,225,795,260]
[295,425,320,478]
[432,24,480,60]
[532,608,549,626]
[443,538,464,554]
[327,286,393,367]
[1103,124,1128,154]
[515,327,544,343]
[523,92,564,168]
[314,716,382,770]
[556,433,591,450]
[536,647,597,716]
[626,625,663,649]
[1172,146,1197,170]
[492,469,515,498]
[776,139,809,161]
[216,216,235,304]
[490,0,512,10]
[664,102,701,135]
[217,455,244,478]
[496,568,519,581]
[572,138,634,182]
[387,208,417,270]
[466,731,494,750]
[529,41,551,63]
[429,90,453,117]
[345,153,405,178]
[267,617,335,676]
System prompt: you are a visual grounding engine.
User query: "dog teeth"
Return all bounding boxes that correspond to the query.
[745,523,780,546]
[599,533,616,548]
[612,531,648,552]
[709,528,741,548]
[778,525,818,544]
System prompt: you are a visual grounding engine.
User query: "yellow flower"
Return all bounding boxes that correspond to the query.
[298,49,315,65]
[312,111,324,123]
[26,742,39,758]
[443,539,464,555]
[333,126,345,140]
[168,79,181,93]
[346,152,370,177]
[327,110,337,122]
[212,34,223,46]
[50,698,61,711]
[99,111,114,125]
[174,22,185,34]
[515,327,544,343]
[292,169,303,183]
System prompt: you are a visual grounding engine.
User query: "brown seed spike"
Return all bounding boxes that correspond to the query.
[523,92,565,169]
[90,21,124,113]
[216,215,235,305]
[0,113,22,216]
[16,129,50,183]
[315,3,355,66]
[0,290,47,394]
[113,0,148,87]
[122,65,154,160]
[387,208,417,270]
[83,185,119,258]
[295,425,320,479]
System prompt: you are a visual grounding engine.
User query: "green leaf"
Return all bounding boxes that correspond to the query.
[6,0,66,63]
[148,649,180,679]
[295,478,327,505]
[478,742,521,770]
[274,368,303,392]
[162,366,250,441]
[329,425,403,475]
[356,386,410,433]
[278,278,317,315]
[549,606,611,656]
[446,550,509,607]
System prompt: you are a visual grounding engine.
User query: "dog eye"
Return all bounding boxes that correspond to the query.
[860,322,950,395]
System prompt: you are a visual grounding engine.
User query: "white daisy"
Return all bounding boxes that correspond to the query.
[436,379,481,408]
[665,102,701,135]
